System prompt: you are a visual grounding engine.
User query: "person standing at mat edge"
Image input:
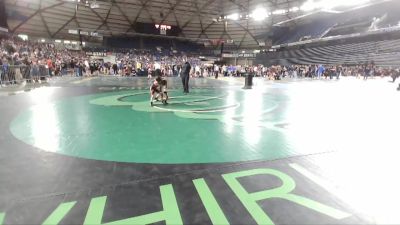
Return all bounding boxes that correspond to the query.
[181,61,191,94]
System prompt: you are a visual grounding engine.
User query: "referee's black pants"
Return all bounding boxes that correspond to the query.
[182,75,190,93]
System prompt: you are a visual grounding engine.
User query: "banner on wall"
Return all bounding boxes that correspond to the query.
[86,52,108,57]
[222,53,256,58]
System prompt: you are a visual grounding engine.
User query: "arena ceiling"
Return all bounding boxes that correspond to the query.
[5,0,308,49]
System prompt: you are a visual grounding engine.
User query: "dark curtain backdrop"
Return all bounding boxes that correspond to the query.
[0,0,8,29]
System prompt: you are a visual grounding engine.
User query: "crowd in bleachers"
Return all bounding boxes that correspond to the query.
[0,37,86,82]
[209,64,399,82]
[251,64,399,82]
[0,37,205,83]
[257,38,400,67]
[2,37,400,87]
[111,50,202,77]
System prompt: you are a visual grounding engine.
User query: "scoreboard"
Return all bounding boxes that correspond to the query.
[133,22,181,36]
[155,24,171,35]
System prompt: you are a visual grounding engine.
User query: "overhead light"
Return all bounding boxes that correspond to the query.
[90,0,100,9]
[18,34,28,41]
[71,41,78,44]
[272,9,287,15]
[64,40,71,44]
[250,8,269,21]
[227,13,239,21]
[68,29,78,34]
[300,0,317,11]
[41,39,45,43]
[289,7,300,12]
[55,40,62,43]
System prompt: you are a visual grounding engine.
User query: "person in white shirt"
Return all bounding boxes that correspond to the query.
[222,65,227,77]
[84,60,90,76]
[195,65,200,77]
[214,64,219,79]
[253,66,258,76]
[154,62,161,70]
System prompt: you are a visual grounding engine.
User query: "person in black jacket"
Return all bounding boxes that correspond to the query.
[181,61,191,94]
[391,69,399,83]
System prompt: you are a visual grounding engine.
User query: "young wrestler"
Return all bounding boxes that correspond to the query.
[160,79,169,105]
[150,76,162,106]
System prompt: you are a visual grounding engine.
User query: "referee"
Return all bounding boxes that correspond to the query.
[181,61,191,94]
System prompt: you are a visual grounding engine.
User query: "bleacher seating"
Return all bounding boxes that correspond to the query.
[143,37,173,50]
[256,38,400,66]
[103,36,142,49]
[275,20,337,44]
[174,40,203,53]
[271,1,400,44]
[103,36,204,53]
